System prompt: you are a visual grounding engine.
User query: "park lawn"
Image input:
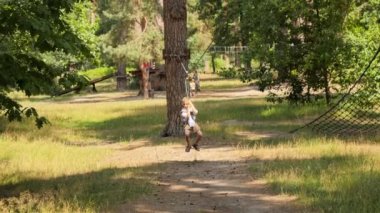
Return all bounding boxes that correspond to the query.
[199,73,250,90]
[249,139,380,213]
[0,79,379,212]
[0,99,166,212]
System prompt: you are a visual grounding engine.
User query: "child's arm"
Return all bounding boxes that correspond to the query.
[189,103,198,115]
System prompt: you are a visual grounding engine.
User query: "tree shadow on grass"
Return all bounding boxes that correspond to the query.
[0,97,327,148]
[79,104,167,143]
[76,98,321,145]
[0,158,301,213]
[250,155,380,212]
[117,160,300,213]
[0,167,154,212]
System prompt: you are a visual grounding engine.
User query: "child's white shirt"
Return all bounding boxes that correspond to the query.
[181,107,197,126]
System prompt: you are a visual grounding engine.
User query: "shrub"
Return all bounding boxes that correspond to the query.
[217,67,239,79]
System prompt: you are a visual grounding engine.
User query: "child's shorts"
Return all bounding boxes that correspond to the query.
[184,124,202,137]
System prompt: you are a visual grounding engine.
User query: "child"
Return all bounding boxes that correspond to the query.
[189,78,196,97]
[181,97,202,152]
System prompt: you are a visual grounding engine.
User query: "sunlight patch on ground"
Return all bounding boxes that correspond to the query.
[235,131,289,140]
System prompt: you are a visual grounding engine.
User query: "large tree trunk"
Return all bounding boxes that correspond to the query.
[116,62,127,91]
[161,0,189,137]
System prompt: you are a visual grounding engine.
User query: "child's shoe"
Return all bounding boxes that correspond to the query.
[185,145,191,152]
[192,143,200,151]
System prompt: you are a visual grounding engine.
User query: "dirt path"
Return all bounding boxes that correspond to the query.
[70,86,299,212]
[111,139,299,213]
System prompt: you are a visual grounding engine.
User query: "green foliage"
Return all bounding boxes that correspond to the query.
[63,1,100,63]
[97,0,163,66]
[0,0,92,127]
[217,67,239,79]
[128,77,141,90]
[198,0,379,105]
[342,0,380,106]
[188,51,206,72]
[213,57,227,72]
[187,0,213,73]
[245,0,352,103]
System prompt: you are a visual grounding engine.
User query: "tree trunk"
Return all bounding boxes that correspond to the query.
[211,53,216,73]
[234,49,241,67]
[139,63,150,99]
[161,0,189,137]
[239,2,251,72]
[116,62,127,91]
[323,68,331,105]
[194,72,200,92]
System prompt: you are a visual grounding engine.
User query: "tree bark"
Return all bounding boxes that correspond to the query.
[323,68,331,105]
[211,53,216,73]
[141,64,150,99]
[234,48,241,67]
[116,62,127,91]
[161,0,189,137]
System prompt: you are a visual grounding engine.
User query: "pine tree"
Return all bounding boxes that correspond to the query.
[97,0,163,95]
[161,0,189,136]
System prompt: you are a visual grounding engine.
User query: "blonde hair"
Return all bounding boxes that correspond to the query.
[182,97,194,108]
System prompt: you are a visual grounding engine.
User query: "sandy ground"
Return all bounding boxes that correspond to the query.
[113,140,300,213]
[64,86,268,104]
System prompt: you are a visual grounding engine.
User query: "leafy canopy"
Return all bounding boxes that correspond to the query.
[0,0,91,127]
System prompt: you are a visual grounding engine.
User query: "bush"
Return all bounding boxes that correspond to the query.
[128,76,140,90]
[217,67,239,79]
[213,57,227,72]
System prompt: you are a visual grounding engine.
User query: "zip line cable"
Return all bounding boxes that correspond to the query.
[174,40,214,98]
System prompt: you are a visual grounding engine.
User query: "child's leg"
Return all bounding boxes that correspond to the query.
[194,133,202,144]
[184,125,191,152]
[192,125,202,151]
[194,124,202,144]
[192,133,202,151]
[185,135,191,146]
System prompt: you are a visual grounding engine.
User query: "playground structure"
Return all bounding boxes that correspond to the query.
[209,46,248,54]
[56,66,167,96]
[132,64,166,91]
[55,72,116,96]
[56,47,254,98]
[208,45,249,72]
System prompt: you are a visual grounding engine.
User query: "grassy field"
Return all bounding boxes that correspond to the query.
[0,74,379,212]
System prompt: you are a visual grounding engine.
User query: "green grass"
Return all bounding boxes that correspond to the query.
[0,100,163,212]
[0,139,152,212]
[200,78,249,90]
[1,75,379,212]
[78,67,113,80]
[249,138,380,213]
